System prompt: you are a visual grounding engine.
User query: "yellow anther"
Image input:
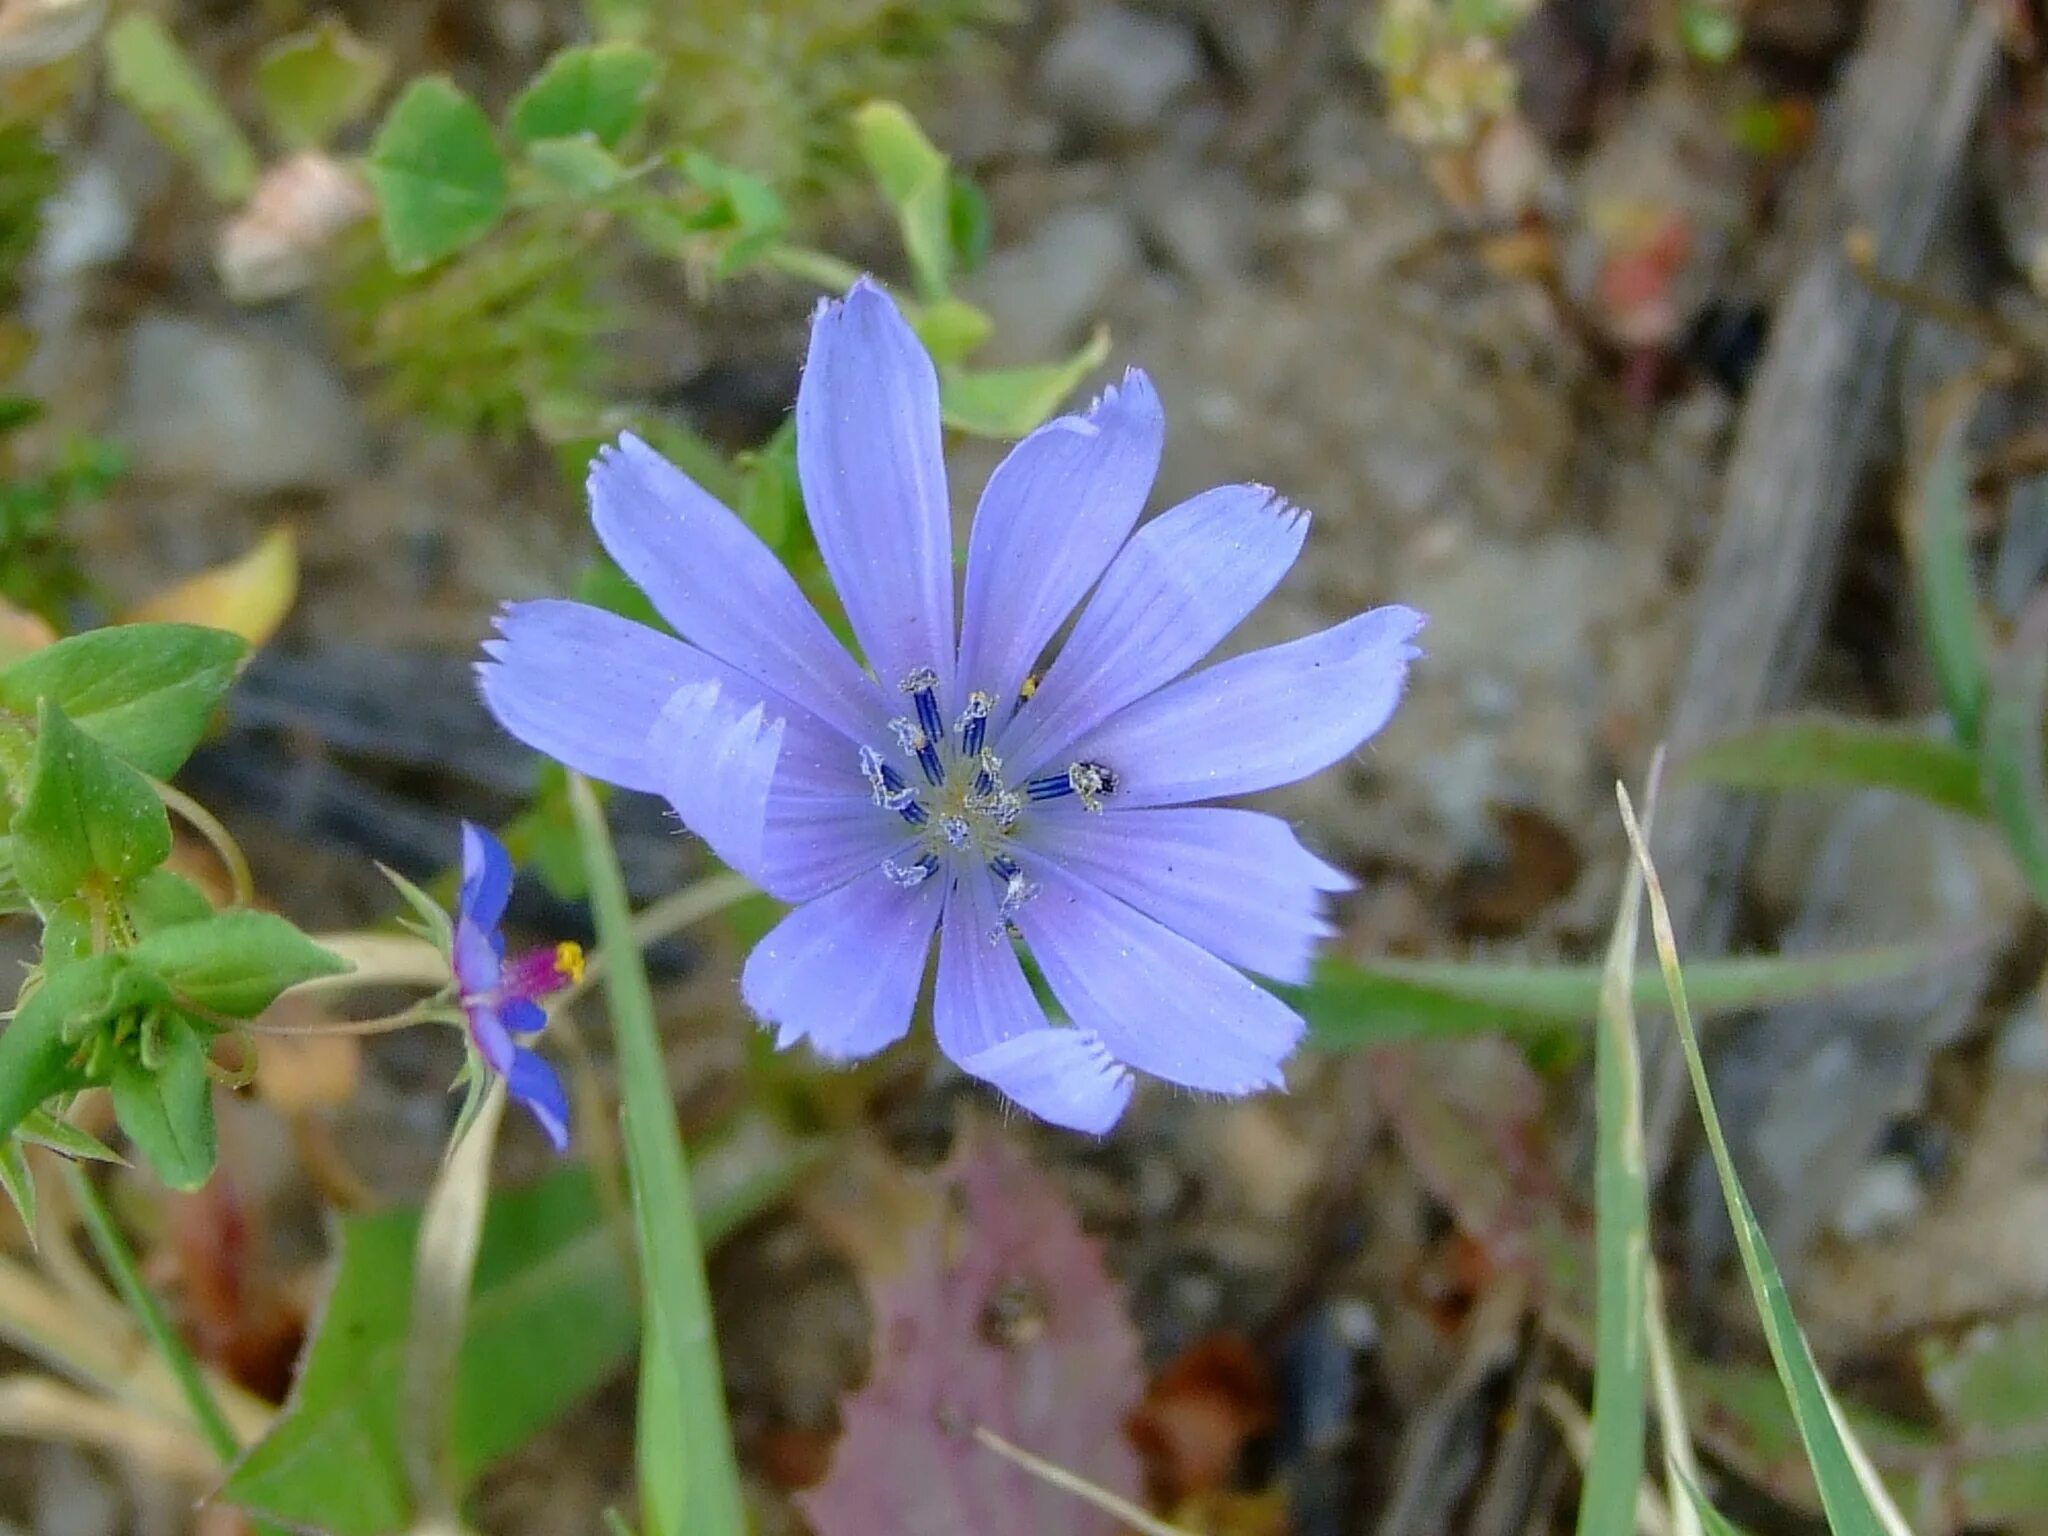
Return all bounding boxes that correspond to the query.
[555,941,586,985]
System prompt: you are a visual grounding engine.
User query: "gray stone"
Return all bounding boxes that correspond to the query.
[1134,160,1257,283]
[968,204,1140,365]
[115,313,366,494]
[1039,7,1203,138]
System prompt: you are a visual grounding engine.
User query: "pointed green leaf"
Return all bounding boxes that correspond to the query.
[130,909,350,1019]
[254,16,392,150]
[1302,934,1984,1048]
[18,1108,123,1164]
[854,100,953,300]
[0,987,88,1148]
[940,327,1112,438]
[0,623,246,779]
[508,44,661,149]
[12,702,172,904]
[523,135,626,195]
[103,14,259,201]
[1682,714,1988,820]
[1981,589,2048,909]
[127,868,217,934]
[0,1136,34,1234]
[365,78,508,270]
[110,1013,216,1191]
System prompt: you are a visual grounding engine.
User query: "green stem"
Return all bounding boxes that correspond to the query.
[62,1162,238,1461]
[567,775,745,1536]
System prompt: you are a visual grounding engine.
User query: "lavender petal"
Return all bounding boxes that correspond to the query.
[759,798,914,905]
[997,484,1308,776]
[933,869,1043,1060]
[796,280,956,699]
[742,871,943,1060]
[1068,605,1425,807]
[1022,807,1351,984]
[957,370,1164,711]
[463,994,516,1077]
[645,681,785,895]
[956,1028,1135,1134]
[590,434,888,742]
[1013,857,1306,1095]
[478,600,711,795]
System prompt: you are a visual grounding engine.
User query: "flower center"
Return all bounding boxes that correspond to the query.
[859,667,1119,928]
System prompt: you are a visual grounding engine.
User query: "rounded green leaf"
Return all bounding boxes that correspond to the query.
[103,14,258,202]
[366,78,509,271]
[130,909,351,1019]
[255,16,392,150]
[110,1013,216,1191]
[12,701,173,905]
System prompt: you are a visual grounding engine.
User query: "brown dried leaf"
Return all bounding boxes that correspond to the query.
[803,1121,1145,1536]
[1126,1334,1274,1506]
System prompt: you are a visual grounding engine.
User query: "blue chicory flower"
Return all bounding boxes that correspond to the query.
[478,279,1422,1133]
[454,821,577,1149]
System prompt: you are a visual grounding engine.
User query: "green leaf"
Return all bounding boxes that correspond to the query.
[1574,788,1652,1536]
[941,327,1111,438]
[1682,714,1988,820]
[1906,396,1994,745]
[0,623,246,779]
[1920,1311,2048,1523]
[911,297,994,367]
[126,868,217,934]
[569,777,745,1536]
[1981,589,2048,909]
[508,44,661,149]
[1619,788,1911,1536]
[523,135,627,195]
[130,909,351,1019]
[673,152,787,277]
[12,702,172,904]
[254,16,392,150]
[103,14,259,202]
[17,1108,122,1165]
[110,1013,216,1191]
[1676,1471,1756,1536]
[854,100,953,300]
[0,984,88,1147]
[365,78,508,271]
[224,1152,793,1535]
[947,175,993,275]
[1301,935,1983,1048]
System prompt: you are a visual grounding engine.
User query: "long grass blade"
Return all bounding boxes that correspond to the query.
[568,774,744,1536]
[1617,785,1910,1536]
[1575,772,1655,1536]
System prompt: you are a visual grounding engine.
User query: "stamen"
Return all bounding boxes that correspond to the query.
[882,853,939,888]
[988,854,1040,934]
[940,815,973,849]
[889,715,944,787]
[956,690,995,758]
[899,666,945,750]
[1024,773,1073,802]
[861,746,929,824]
[1068,760,1117,812]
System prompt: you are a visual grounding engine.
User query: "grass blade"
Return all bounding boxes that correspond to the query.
[1681,715,1987,821]
[1904,380,1993,746]
[1574,775,1654,1536]
[568,774,744,1536]
[1617,785,1910,1536]
[1980,588,2048,909]
[402,1080,506,1527]
[1646,1263,1706,1536]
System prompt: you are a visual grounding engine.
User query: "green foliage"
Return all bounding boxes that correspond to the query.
[855,100,953,300]
[508,44,662,149]
[128,909,350,1017]
[102,14,258,202]
[0,409,122,626]
[941,328,1113,436]
[108,1010,215,1190]
[1683,716,1988,820]
[1982,592,2048,909]
[254,16,392,151]
[0,623,246,779]
[0,124,60,304]
[365,79,510,270]
[10,701,171,904]
[1300,938,1976,1048]
[225,1150,796,1535]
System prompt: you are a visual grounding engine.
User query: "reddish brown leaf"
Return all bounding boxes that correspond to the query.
[803,1122,1144,1536]
[1126,1334,1275,1505]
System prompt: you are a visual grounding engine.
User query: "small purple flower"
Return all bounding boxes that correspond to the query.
[479,280,1421,1133]
[454,822,577,1149]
